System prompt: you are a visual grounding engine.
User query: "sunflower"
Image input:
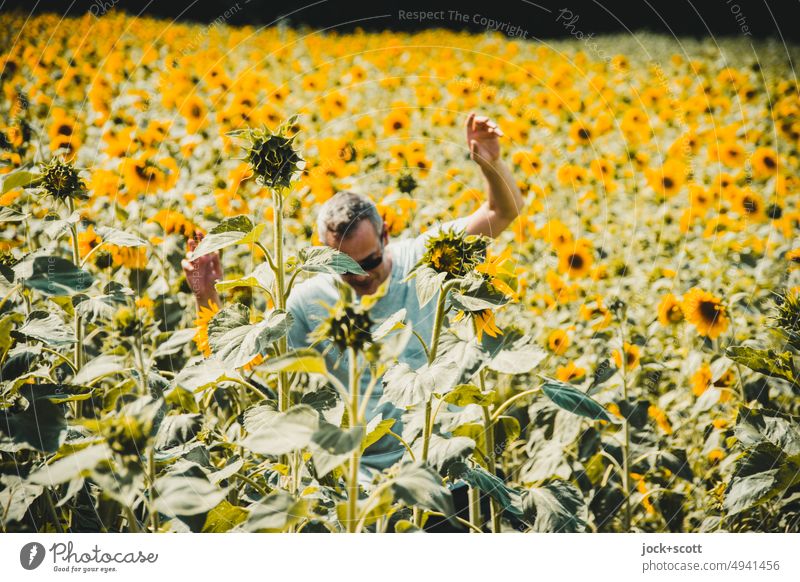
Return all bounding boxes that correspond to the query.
[121,156,168,196]
[732,189,765,221]
[40,156,87,200]
[512,150,543,176]
[715,141,745,167]
[78,224,102,260]
[772,287,800,350]
[547,328,570,355]
[110,246,147,269]
[557,240,593,278]
[646,158,686,199]
[48,107,81,159]
[612,341,640,372]
[647,404,672,434]
[471,309,502,342]
[682,287,729,340]
[149,209,195,238]
[540,219,574,251]
[194,299,220,357]
[383,109,410,135]
[568,120,592,145]
[556,361,586,383]
[751,147,778,178]
[658,293,684,325]
[580,296,612,330]
[633,474,657,515]
[590,157,615,188]
[476,246,519,299]
[180,94,207,134]
[310,298,374,353]
[419,228,488,279]
[691,363,712,396]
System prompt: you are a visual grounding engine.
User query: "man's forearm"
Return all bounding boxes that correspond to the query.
[195,289,221,313]
[481,158,524,220]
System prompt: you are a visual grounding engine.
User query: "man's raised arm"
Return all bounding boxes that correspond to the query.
[462,111,525,239]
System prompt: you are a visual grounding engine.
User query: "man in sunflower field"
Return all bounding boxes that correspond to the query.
[182,112,524,529]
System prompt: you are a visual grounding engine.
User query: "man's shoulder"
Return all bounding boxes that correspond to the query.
[387,237,422,275]
[286,273,339,313]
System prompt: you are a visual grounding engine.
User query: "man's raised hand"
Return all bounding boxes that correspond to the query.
[466,111,504,170]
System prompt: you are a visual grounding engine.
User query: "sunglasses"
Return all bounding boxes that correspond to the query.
[353,228,386,272]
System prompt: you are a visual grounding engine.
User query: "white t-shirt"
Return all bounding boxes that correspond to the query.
[286,216,471,471]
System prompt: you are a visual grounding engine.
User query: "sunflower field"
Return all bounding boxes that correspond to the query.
[1,11,800,534]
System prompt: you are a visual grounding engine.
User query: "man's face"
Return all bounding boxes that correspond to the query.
[325,219,390,296]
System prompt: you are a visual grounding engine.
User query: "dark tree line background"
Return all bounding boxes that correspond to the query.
[1,0,799,41]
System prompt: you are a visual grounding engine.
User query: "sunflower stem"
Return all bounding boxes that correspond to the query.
[618,314,632,533]
[346,346,361,533]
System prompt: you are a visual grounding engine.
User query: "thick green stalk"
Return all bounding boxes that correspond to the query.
[420,280,455,463]
[66,198,84,418]
[272,190,290,412]
[416,280,456,528]
[618,320,632,533]
[346,347,361,533]
[479,370,501,533]
[468,486,482,533]
[148,447,159,532]
[66,198,83,373]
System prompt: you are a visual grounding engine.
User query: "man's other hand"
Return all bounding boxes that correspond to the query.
[181,230,223,308]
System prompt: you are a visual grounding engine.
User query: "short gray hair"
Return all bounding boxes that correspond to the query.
[316,190,383,242]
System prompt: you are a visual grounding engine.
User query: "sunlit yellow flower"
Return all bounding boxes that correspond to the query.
[110,245,147,269]
[613,342,640,372]
[149,209,196,238]
[646,158,686,199]
[547,328,570,355]
[476,246,518,298]
[472,309,502,342]
[556,361,586,383]
[180,94,208,134]
[78,224,102,260]
[658,293,684,326]
[383,109,410,135]
[557,240,593,279]
[751,147,778,178]
[648,404,672,434]
[787,248,800,271]
[682,287,729,340]
[193,299,220,357]
[580,296,612,330]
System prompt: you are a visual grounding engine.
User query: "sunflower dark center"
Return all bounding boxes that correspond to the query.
[568,254,584,270]
[699,300,719,323]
